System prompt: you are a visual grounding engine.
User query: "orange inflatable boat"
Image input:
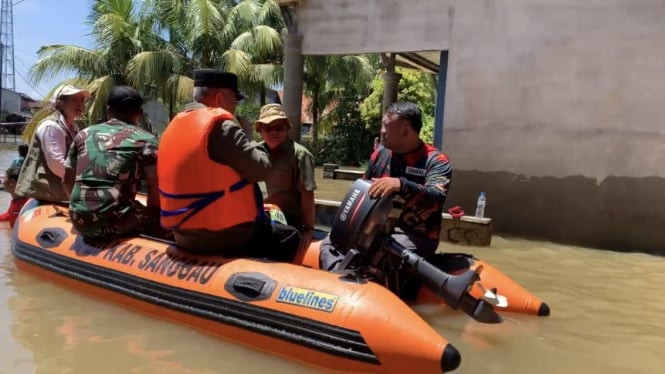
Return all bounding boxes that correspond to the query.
[11,180,549,373]
[300,243,550,317]
[298,179,549,319]
[12,199,462,373]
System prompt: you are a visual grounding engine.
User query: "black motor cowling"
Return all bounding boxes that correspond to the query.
[329,179,503,324]
[329,179,393,257]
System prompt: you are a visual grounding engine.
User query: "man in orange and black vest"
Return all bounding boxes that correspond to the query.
[157,69,301,261]
[320,101,453,274]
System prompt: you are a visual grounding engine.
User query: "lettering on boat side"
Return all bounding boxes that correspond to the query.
[137,250,222,285]
[67,239,222,285]
[69,237,113,256]
[276,286,339,312]
[102,243,143,267]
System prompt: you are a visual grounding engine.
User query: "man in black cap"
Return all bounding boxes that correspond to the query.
[63,86,161,238]
[157,69,301,261]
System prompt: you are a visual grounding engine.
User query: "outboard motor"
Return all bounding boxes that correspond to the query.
[329,179,503,324]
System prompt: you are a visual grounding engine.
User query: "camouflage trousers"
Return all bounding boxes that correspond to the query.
[71,200,161,239]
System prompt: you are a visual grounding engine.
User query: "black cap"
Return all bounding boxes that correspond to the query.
[107,86,144,113]
[194,68,245,101]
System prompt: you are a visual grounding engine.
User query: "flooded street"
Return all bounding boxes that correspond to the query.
[1,143,664,373]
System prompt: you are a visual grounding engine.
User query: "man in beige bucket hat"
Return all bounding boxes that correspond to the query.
[256,103,317,256]
[16,83,90,202]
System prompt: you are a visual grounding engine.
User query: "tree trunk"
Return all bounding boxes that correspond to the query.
[169,92,175,120]
[312,95,319,148]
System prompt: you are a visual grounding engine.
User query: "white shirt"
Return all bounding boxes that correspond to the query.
[34,113,79,179]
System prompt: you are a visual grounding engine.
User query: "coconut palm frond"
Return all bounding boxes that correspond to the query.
[221,49,252,78]
[340,55,374,93]
[226,0,260,30]
[248,63,283,87]
[257,0,284,29]
[93,13,136,45]
[163,74,194,105]
[21,107,56,144]
[86,75,120,123]
[28,45,103,84]
[185,0,225,41]
[231,25,282,57]
[127,50,183,92]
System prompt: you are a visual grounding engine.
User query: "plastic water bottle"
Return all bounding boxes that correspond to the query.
[475,192,486,218]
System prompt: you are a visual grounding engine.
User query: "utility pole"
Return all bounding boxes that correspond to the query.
[0,42,4,112]
[0,0,16,90]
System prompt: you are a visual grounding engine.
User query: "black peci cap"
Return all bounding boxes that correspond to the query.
[107,86,144,113]
[193,69,245,101]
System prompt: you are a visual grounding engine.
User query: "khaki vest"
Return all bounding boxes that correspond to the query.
[15,113,75,202]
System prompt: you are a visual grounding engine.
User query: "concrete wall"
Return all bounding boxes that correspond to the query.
[143,100,170,134]
[1,89,21,114]
[297,0,665,254]
[443,0,665,254]
[299,0,451,54]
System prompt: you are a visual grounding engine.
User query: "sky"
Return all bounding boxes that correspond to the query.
[11,0,91,100]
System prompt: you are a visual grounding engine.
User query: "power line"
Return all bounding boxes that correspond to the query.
[14,54,44,98]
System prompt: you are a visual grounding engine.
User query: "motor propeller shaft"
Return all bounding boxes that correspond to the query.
[386,238,503,324]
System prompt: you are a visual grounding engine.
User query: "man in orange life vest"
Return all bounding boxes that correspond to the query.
[157,69,301,261]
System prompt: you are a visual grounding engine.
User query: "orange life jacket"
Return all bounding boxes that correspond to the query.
[157,107,264,230]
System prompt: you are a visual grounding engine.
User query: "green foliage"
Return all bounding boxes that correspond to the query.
[316,95,372,166]
[302,54,374,145]
[236,100,261,123]
[359,67,436,144]
[27,0,285,122]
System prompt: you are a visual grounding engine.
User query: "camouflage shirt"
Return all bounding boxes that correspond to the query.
[65,120,158,235]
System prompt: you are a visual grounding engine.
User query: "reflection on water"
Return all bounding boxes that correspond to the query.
[1,143,664,373]
[2,256,312,374]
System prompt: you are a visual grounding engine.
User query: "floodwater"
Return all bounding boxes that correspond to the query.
[0,142,663,374]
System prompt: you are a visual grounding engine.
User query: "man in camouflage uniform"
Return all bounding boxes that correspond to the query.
[63,86,160,238]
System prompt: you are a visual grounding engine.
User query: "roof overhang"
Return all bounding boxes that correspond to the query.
[394,51,442,75]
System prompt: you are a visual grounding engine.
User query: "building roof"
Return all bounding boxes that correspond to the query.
[395,51,442,75]
[19,93,37,102]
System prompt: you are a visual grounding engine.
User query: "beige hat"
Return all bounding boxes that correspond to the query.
[255,103,290,128]
[51,84,90,104]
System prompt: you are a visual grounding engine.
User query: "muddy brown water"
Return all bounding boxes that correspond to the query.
[1,143,663,373]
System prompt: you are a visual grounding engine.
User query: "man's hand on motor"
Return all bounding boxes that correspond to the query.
[369,177,401,198]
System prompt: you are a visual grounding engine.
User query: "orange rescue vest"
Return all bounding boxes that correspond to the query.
[157,107,264,230]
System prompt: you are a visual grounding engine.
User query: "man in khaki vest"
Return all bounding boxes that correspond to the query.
[255,103,317,252]
[16,84,89,202]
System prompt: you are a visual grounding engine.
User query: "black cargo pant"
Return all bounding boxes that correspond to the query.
[246,221,301,262]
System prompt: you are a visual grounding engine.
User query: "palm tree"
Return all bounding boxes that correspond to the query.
[24,0,285,142]
[23,0,157,141]
[29,0,158,123]
[303,54,374,147]
[127,0,285,117]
